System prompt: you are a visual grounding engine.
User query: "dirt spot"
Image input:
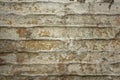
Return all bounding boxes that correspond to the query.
[16,28,27,38]
[39,30,50,37]
[0,58,4,63]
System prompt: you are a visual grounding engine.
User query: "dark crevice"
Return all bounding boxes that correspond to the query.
[115,30,120,38]
[69,0,86,3]
[108,0,114,9]
[77,0,85,3]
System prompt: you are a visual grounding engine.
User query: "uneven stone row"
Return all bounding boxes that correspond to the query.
[0,76,120,80]
[0,51,120,64]
[0,0,120,3]
[0,62,120,76]
[0,2,120,15]
[0,40,120,52]
[0,27,119,40]
[0,14,120,27]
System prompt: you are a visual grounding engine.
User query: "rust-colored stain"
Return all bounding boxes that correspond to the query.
[7,20,12,25]
[57,64,65,73]
[16,53,29,63]
[16,28,27,38]
[0,41,16,52]
[12,3,23,11]
[0,58,4,63]
[27,19,38,24]
[34,6,40,11]
[39,30,50,37]
[114,16,120,25]
[18,41,61,51]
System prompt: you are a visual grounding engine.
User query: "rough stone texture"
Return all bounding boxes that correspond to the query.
[0,0,120,80]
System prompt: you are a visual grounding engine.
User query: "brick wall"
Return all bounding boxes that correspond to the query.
[0,0,120,80]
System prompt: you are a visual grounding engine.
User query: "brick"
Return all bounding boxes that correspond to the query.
[30,27,93,39]
[17,40,67,52]
[58,51,80,63]
[12,64,66,76]
[91,3,120,14]
[65,15,106,26]
[0,14,64,27]
[65,15,120,26]
[0,28,29,40]
[0,40,67,52]
[0,53,16,64]
[110,63,120,74]
[93,40,120,51]
[109,40,120,51]
[110,16,120,26]
[0,52,30,64]
[71,40,120,51]
[0,2,64,15]
[92,28,119,39]
[15,53,30,64]
[65,3,89,14]
[0,64,13,75]
[0,40,16,52]
[70,40,93,51]
[114,0,120,3]
[59,51,120,64]
[29,52,59,64]
[67,63,110,75]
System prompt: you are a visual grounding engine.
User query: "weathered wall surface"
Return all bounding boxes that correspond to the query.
[0,0,120,80]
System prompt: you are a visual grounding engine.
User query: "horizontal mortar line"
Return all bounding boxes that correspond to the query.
[0,25,118,28]
[0,1,66,4]
[66,13,120,16]
[0,74,120,77]
[0,38,66,41]
[0,26,119,29]
[0,50,119,54]
[0,13,57,16]
[0,51,63,54]
[0,50,119,53]
[12,50,120,52]
[0,50,70,53]
[1,60,120,65]
[0,38,119,41]
[0,74,120,78]
[1,13,120,16]
[18,74,120,77]
[0,13,120,16]
[0,13,58,16]
[0,38,120,41]
[0,1,120,4]
[0,62,97,66]
[0,62,98,65]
